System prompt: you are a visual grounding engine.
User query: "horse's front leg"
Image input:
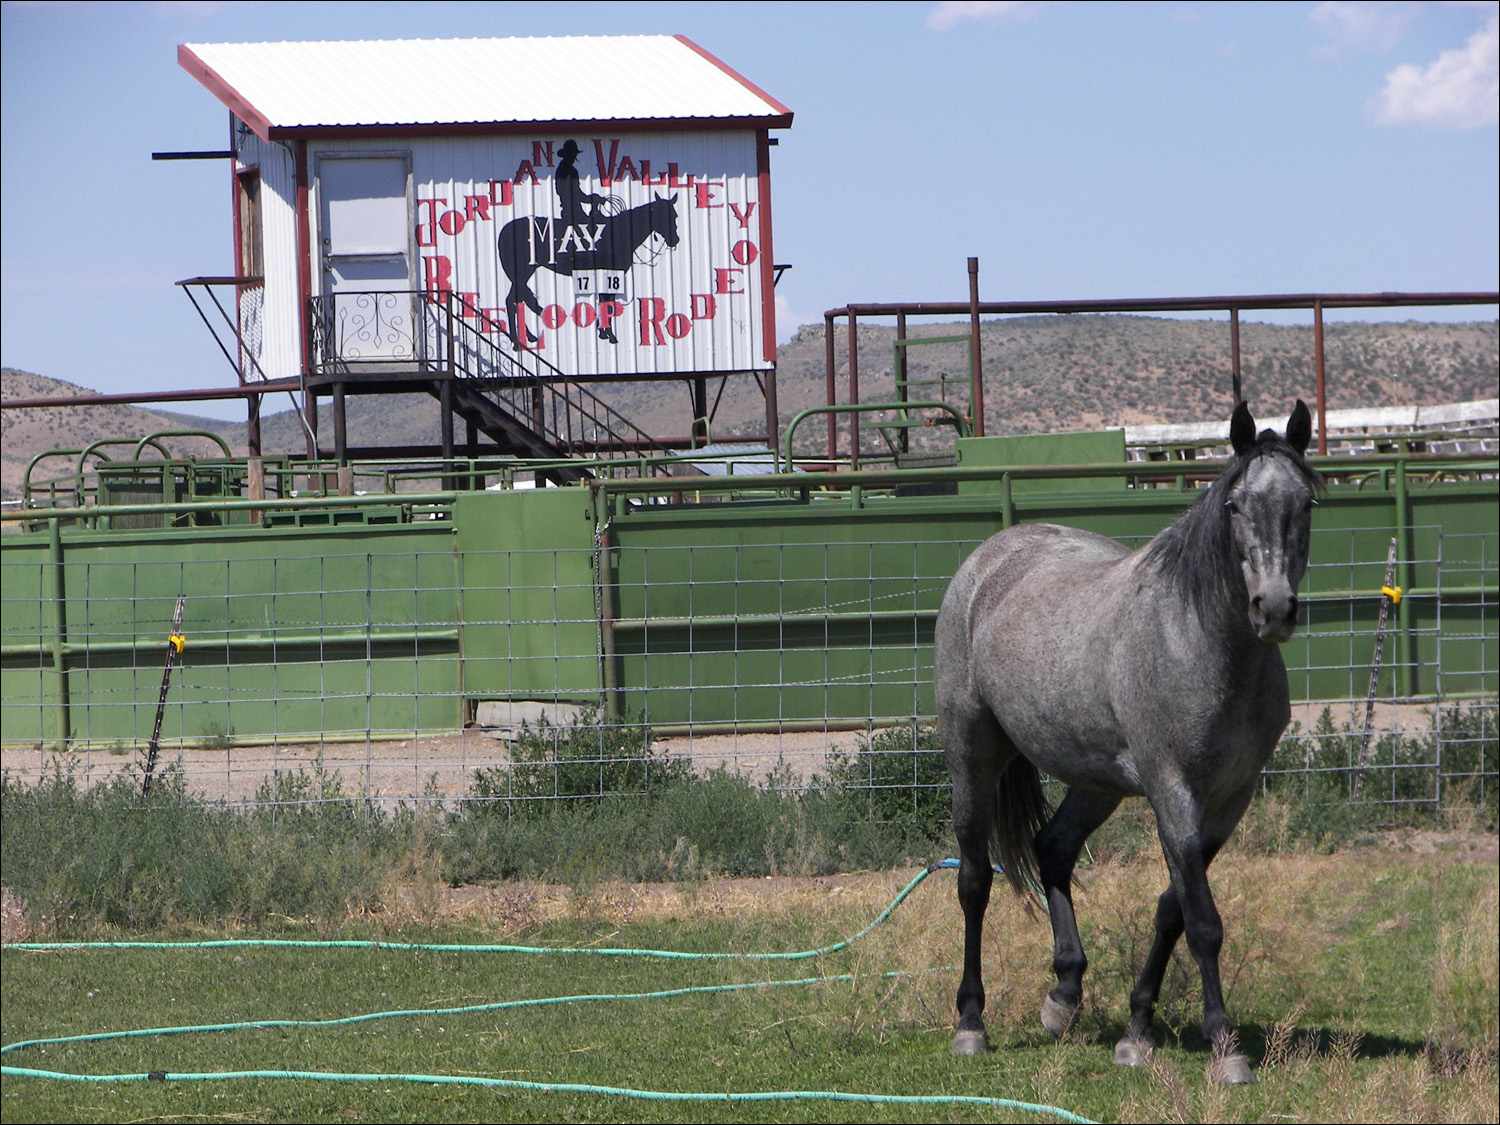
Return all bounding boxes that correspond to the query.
[1133,790,1255,1084]
[504,290,524,349]
[1117,884,1183,1065]
[1036,787,1121,1037]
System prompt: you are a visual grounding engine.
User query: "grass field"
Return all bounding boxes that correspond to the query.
[3,829,1495,1124]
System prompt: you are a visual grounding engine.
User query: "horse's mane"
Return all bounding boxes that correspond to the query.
[1143,432,1323,623]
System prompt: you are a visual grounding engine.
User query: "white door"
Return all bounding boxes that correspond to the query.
[318,156,414,363]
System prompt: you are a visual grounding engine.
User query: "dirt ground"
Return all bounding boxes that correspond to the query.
[0,727,864,807]
[3,828,1494,947]
[0,699,1445,808]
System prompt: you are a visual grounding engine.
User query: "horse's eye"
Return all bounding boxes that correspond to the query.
[1224,500,1239,514]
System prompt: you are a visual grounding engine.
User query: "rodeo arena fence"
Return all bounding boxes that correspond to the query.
[2,412,1496,824]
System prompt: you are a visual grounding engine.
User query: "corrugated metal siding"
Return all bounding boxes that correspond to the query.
[236,124,300,382]
[312,130,772,375]
[184,37,791,130]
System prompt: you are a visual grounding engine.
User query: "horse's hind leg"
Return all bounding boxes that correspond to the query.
[1036,787,1122,1037]
[942,707,1003,1055]
[952,827,995,1055]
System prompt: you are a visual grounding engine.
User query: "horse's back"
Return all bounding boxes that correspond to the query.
[962,522,1127,583]
[941,524,1132,641]
[936,523,1143,790]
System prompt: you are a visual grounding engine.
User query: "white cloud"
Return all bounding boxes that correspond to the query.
[775,295,821,346]
[1309,2,1422,54]
[925,2,1049,32]
[1373,7,1499,128]
[147,0,250,16]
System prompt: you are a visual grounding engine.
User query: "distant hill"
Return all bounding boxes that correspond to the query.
[4,314,1496,496]
[770,315,1499,450]
[454,314,1498,451]
[1,369,244,500]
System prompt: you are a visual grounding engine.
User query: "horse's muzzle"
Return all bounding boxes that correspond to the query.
[1250,591,1298,643]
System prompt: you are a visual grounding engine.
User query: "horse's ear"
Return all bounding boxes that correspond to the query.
[1286,399,1312,454]
[1230,401,1255,455]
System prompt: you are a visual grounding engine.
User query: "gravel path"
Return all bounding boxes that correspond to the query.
[0,700,1445,807]
[0,727,866,807]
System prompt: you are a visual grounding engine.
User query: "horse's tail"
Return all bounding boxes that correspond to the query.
[991,754,1050,897]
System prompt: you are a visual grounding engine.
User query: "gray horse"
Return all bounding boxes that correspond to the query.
[936,401,1319,1083]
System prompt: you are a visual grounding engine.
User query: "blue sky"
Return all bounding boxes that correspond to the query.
[2,1,1496,419]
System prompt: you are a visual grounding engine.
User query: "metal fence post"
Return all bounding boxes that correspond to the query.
[47,516,69,749]
[1394,459,1414,696]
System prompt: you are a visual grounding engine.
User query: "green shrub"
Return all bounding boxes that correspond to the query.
[1,760,412,935]
[449,726,954,885]
[826,724,951,843]
[6,705,1489,935]
[227,765,399,922]
[1258,704,1498,846]
[470,706,690,811]
[1434,702,1499,829]
[1,763,230,932]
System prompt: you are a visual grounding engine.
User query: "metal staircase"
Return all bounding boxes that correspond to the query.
[310,290,678,480]
[434,297,677,479]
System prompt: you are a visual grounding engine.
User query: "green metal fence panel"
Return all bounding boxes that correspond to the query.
[1,520,461,745]
[2,459,1494,756]
[605,473,1496,728]
[452,489,601,705]
[608,496,973,727]
[957,430,1129,494]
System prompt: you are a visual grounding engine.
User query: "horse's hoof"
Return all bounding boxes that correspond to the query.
[1207,1053,1256,1085]
[1114,1037,1154,1067]
[951,1029,991,1055]
[1040,995,1078,1038]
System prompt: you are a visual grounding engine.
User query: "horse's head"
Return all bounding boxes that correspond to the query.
[651,193,680,248]
[1223,400,1319,643]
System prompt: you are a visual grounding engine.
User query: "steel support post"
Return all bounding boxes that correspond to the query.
[968,257,984,437]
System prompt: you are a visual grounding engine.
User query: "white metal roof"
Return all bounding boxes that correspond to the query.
[180,36,793,138]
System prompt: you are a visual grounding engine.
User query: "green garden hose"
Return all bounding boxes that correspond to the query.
[6,862,944,959]
[2,862,1095,1123]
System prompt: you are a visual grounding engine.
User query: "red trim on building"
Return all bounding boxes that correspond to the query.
[231,145,246,385]
[178,45,274,142]
[674,35,795,123]
[261,115,792,140]
[756,130,778,365]
[295,140,313,381]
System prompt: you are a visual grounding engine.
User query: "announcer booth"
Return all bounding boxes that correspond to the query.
[176,36,793,466]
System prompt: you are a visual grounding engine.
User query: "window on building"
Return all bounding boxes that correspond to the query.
[237,169,264,282]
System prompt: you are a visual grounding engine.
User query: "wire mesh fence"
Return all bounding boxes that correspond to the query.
[1,522,1494,824]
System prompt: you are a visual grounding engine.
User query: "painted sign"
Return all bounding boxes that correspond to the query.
[412,131,771,376]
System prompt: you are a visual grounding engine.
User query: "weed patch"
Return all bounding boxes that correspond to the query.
[1,760,416,935]
[1257,703,1498,849]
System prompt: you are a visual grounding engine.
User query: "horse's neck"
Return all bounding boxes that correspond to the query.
[1175,597,1273,690]
[1137,551,1263,678]
[620,208,652,248]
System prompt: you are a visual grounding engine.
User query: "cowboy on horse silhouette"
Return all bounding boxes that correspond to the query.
[555,139,610,237]
[496,140,680,348]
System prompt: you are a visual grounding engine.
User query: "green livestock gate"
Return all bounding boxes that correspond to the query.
[1,440,1495,749]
